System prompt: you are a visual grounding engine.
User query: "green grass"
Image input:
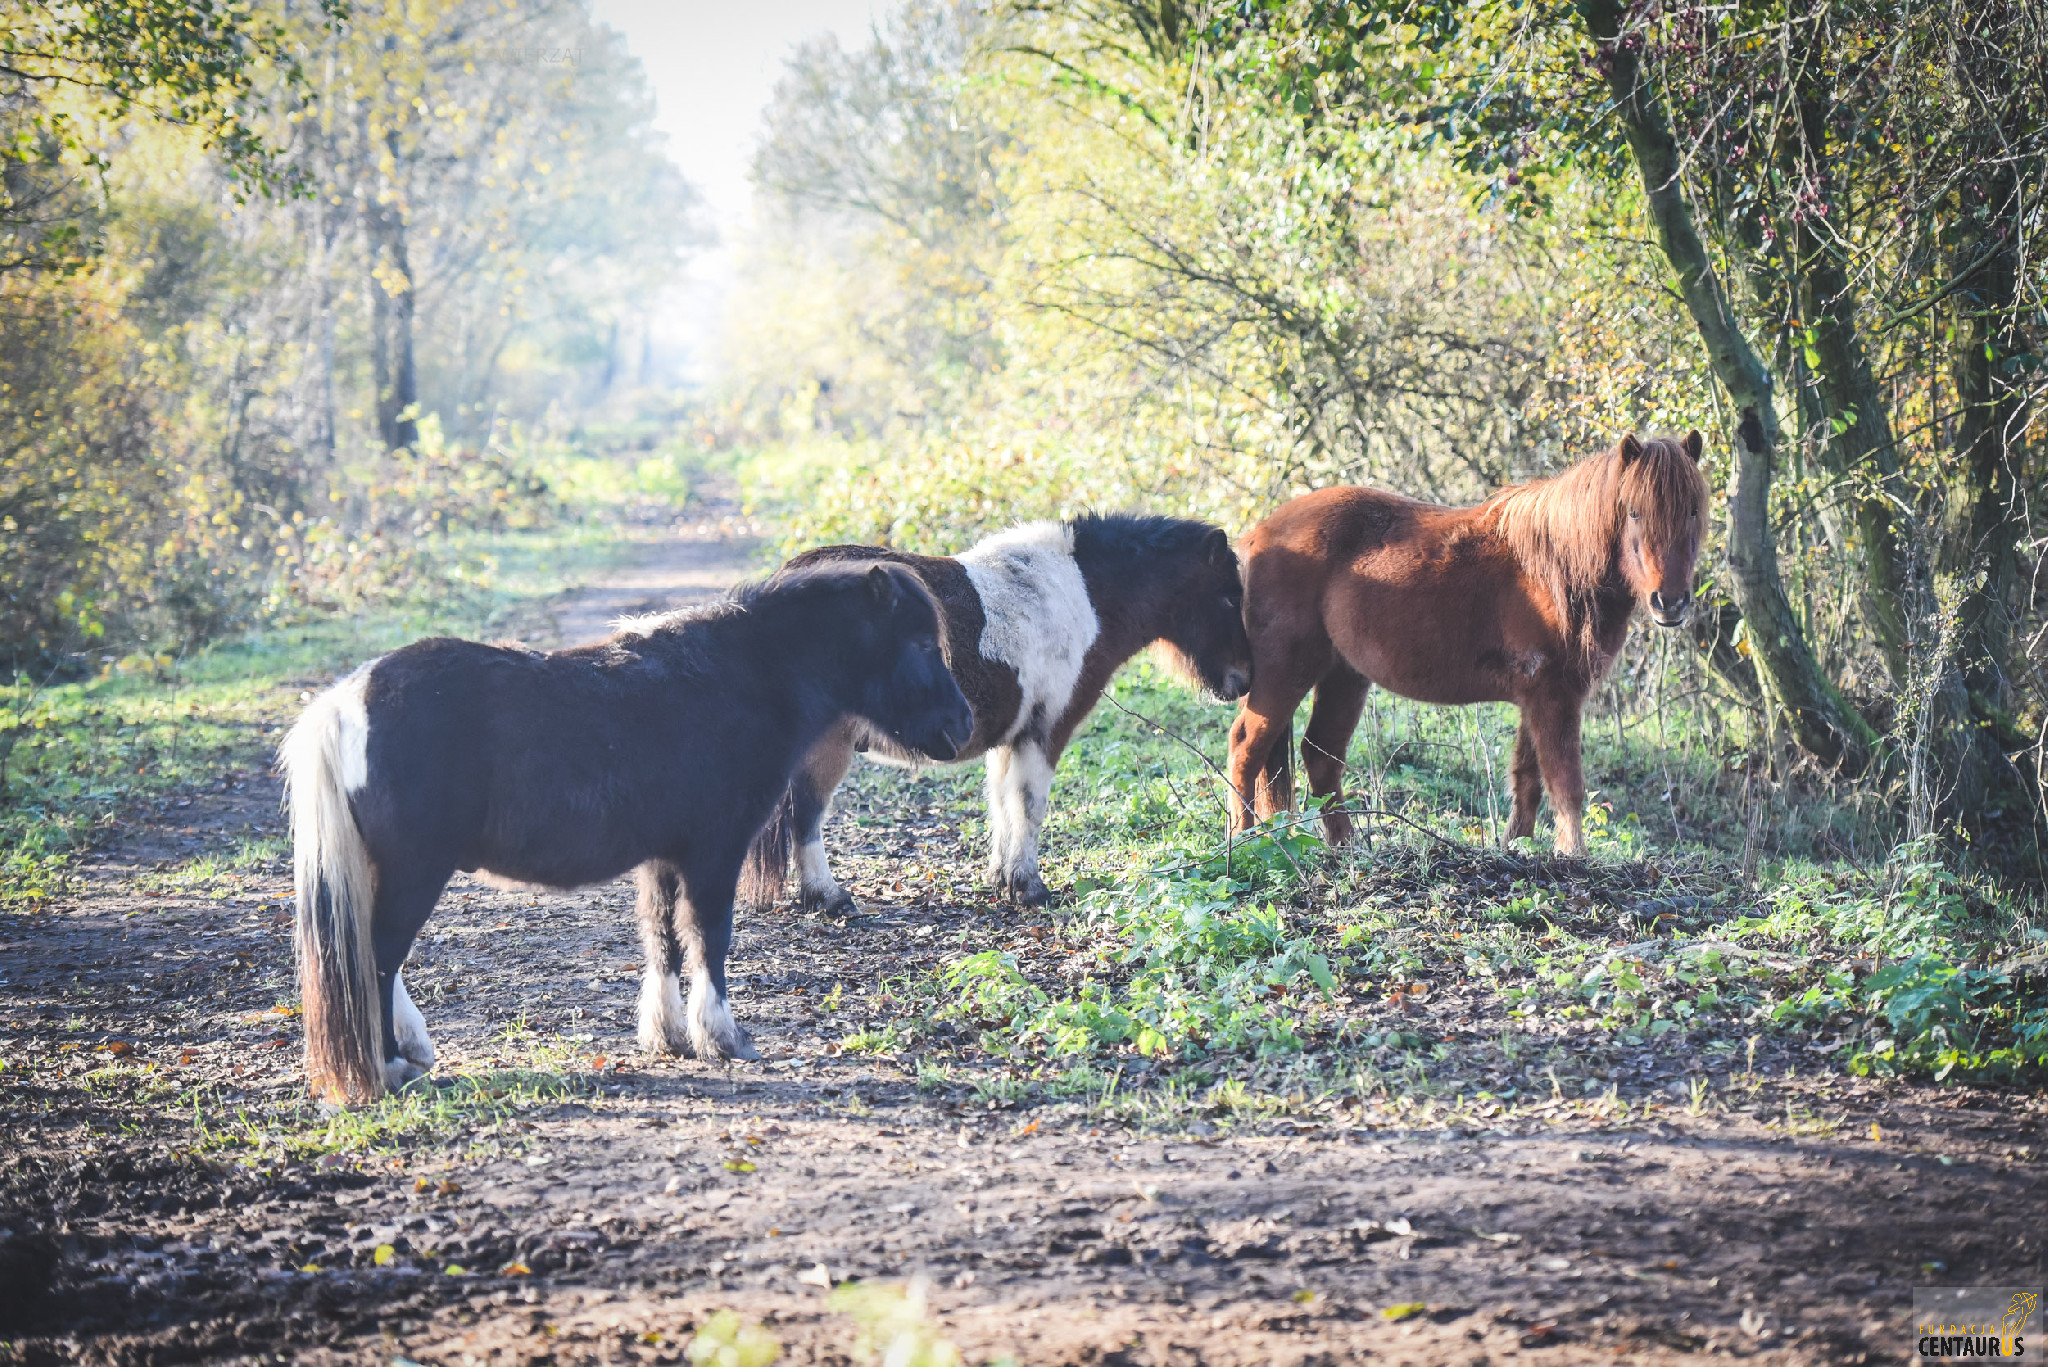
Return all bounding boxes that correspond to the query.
[189,1068,596,1165]
[0,526,631,910]
[837,657,2047,1097]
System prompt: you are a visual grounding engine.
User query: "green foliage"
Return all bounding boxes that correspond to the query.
[856,664,2047,1091]
[828,1279,962,1367]
[1,0,696,668]
[687,1311,782,1367]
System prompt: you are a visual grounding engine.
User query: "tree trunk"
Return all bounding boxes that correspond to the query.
[1783,93,1914,686]
[364,195,419,453]
[1939,194,2028,809]
[1580,0,1876,770]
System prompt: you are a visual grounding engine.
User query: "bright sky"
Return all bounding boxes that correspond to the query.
[588,0,891,377]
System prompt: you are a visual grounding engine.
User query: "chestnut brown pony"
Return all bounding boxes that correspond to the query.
[1226,432,1708,856]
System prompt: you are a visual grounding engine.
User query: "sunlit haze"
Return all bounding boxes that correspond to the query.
[589,0,890,378]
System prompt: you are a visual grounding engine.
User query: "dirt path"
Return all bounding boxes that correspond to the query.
[2,518,2044,1366]
[527,501,766,649]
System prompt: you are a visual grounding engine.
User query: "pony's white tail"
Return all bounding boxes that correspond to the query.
[280,667,384,1104]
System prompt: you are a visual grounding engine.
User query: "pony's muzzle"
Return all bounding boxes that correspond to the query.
[919,699,974,761]
[1648,590,1691,628]
[1218,667,1252,701]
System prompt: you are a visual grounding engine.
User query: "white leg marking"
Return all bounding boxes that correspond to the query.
[984,747,1016,877]
[1005,743,1055,887]
[391,971,435,1069]
[637,968,689,1055]
[687,966,759,1061]
[796,839,841,902]
[382,1056,425,1091]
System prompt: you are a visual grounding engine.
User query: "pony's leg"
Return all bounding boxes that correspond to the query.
[1506,717,1543,846]
[1301,666,1368,844]
[988,740,1055,905]
[793,728,858,915]
[370,861,452,1092]
[676,856,759,1060]
[391,972,435,1070]
[1227,678,1312,832]
[635,861,690,1056]
[1526,695,1588,856]
[982,746,1017,888]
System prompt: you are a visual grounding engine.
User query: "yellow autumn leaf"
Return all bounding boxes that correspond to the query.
[1382,1302,1426,1321]
[373,1244,395,1266]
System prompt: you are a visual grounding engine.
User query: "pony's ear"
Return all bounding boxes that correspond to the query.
[865,564,900,609]
[1619,433,1644,465]
[1203,527,1233,567]
[1682,429,1704,463]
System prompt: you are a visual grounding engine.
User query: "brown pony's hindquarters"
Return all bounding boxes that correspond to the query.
[1301,666,1369,844]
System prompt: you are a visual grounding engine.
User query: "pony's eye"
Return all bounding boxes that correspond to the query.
[1628,508,1640,521]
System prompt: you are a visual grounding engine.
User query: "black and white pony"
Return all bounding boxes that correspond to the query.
[745,515,1253,909]
[281,564,972,1104]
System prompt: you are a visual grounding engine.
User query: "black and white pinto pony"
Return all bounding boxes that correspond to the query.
[282,564,972,1104]
[745,515,1253,910]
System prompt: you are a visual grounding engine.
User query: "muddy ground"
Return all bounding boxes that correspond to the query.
[2,522,2043,1366]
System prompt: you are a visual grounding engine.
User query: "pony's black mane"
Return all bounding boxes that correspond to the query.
[1069,512,1216,566]
[612,566,858,640]
[603,565,879,677]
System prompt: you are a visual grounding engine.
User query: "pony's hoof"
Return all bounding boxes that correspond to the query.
[1320,813,1355,845]
[708,1030,760,1062]
[801,885,856,916]
[383,1056,429,1092]
[1007,874,1052,907]
[637,1028,691,1058]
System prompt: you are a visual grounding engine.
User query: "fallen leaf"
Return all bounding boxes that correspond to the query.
[723,1159,756,1174]
[373,1244,395,1267]
[413,1177,430,1192]
[299,1263,320,1273]
[437,1179,461,1196]
[503,1262,532,1276]
[1017,1120,1039,1136]
[1869,1122,1883,1142]
[99,1041,135,1057]
[444,1264,467,1276]
[1292,1289,1317,1304]
[1382,1302,1426,1321]
[797,1262,832,1288]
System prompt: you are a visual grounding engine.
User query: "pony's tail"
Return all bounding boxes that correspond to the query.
[739,784,795,910]
[280,673,384,1105]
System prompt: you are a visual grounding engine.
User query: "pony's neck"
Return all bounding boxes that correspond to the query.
[646,602,845,744]
[1069,543,1179,662]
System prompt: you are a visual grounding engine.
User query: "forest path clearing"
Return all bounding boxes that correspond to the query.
[527,496,767,651]
[0,511,2041,1365]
